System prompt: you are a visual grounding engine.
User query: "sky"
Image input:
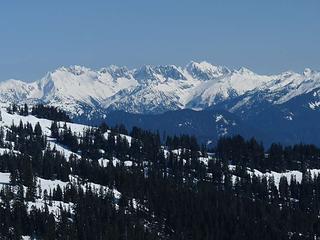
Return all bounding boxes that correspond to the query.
[0,0,319,81]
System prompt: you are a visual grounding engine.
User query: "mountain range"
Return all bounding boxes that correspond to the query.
[1,61,320,146]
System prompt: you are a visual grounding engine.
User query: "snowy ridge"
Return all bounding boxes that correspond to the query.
[0,62,319,116]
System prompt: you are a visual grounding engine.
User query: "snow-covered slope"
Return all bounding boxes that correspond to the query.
[186,67,274,109]
[0,65,138,116]
[0,109,123,223]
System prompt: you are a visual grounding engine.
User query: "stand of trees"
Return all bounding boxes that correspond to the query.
[7,103,71,122]
[216,135,320,172]
[1,107,320,239]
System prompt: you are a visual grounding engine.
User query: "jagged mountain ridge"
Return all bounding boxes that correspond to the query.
[1,61,319,118]
[1,61,320,146]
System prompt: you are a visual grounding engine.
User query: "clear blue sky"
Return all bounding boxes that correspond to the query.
[0,0,319,81]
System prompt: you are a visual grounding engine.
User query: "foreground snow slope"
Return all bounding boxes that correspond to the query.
[0,110,122,218]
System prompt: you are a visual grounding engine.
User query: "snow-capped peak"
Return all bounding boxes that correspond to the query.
[303,68,317,77]
[235,67,255,75]
[55,65,92,76]
[186,61,230,80]
[133,65,157,82]
[100,65,131,79]
[133,64,186,83]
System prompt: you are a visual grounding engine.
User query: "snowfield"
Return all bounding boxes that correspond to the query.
[1,109,89,136]
[228,165,320,188]
[0,109,88,159]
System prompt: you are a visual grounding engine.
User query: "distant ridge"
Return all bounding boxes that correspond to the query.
[1,61,320,146]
